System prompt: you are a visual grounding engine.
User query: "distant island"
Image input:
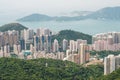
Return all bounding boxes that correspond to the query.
[0,23,28,32]
[17,6,120,22]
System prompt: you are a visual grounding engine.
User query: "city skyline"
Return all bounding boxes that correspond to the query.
[0,24,120,77]
[0,0,120,79]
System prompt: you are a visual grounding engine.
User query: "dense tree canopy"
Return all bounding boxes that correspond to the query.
[0,23,28,32]
[0,58,103,80]
[98,68,120,80]
[90,50,120,58]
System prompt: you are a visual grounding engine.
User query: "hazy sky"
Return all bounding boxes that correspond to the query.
[0,0,120,21]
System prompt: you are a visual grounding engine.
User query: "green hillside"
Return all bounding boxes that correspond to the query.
[52,30,92,44]
[0,23,28,32]
[98,68,120,80]
[0,58,103,80]
[90,50,120,58]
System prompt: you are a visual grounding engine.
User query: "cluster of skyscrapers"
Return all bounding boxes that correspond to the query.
[2,28,120,75]
[0,30,19,47]
[64,44,90,65]
[0,28,90,65]
[92,32,120,51]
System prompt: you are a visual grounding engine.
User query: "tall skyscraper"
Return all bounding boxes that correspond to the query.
[33,36,39,51]
[69,40,77,52]
[0,33,4,47]
[115,55,120,69]
[79,44,86,64]
[20,29,28,41]
[13,44,18,54]
[53,39,59,52]
[78,44,89,64]
[30,44,34,52]
[66,49,71,58]
[107,35,113,45]
[28,29,34,39]
[104,55,115,75]
[13,44,21,54]
[0,47,3,57]
[44,35,51,52]
[62,39,68,51]
[3,45,10,57]
[40,35,45,51]
[20,39,25,51]
[17,44,21,53]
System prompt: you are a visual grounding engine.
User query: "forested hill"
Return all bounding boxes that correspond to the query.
[0,23,28,32]
[98,68,120,80]
[0,58,103,80]
[52,30,92,44]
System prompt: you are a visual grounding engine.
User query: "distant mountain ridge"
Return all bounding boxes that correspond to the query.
[86,7,120,20]
[17,6,120,21]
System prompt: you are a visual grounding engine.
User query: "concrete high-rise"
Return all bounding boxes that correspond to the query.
[104,55,117,75]
[20,39,25,51]
[53,39,59,52]
[79,44,86,64]
[13,44,21,54]
[33,36,39,52]
[62,39,68,51]
[78,44,89,64]
[70,40,77,52]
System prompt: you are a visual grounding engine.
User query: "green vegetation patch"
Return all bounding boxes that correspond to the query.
[0,58,103,80]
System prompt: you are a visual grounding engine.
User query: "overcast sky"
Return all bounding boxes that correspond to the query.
[0,0,120,20]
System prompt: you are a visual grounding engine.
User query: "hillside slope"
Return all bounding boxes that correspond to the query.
[87,6,120,20]
[0,23,28,32]
[52,30,92,44]
[98,68,120,80]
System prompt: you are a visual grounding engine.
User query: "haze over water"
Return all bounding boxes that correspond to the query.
[17,19,120,35]
[0,19,120,35]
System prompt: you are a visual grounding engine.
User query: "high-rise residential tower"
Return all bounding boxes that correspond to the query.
[62,39,68,51]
